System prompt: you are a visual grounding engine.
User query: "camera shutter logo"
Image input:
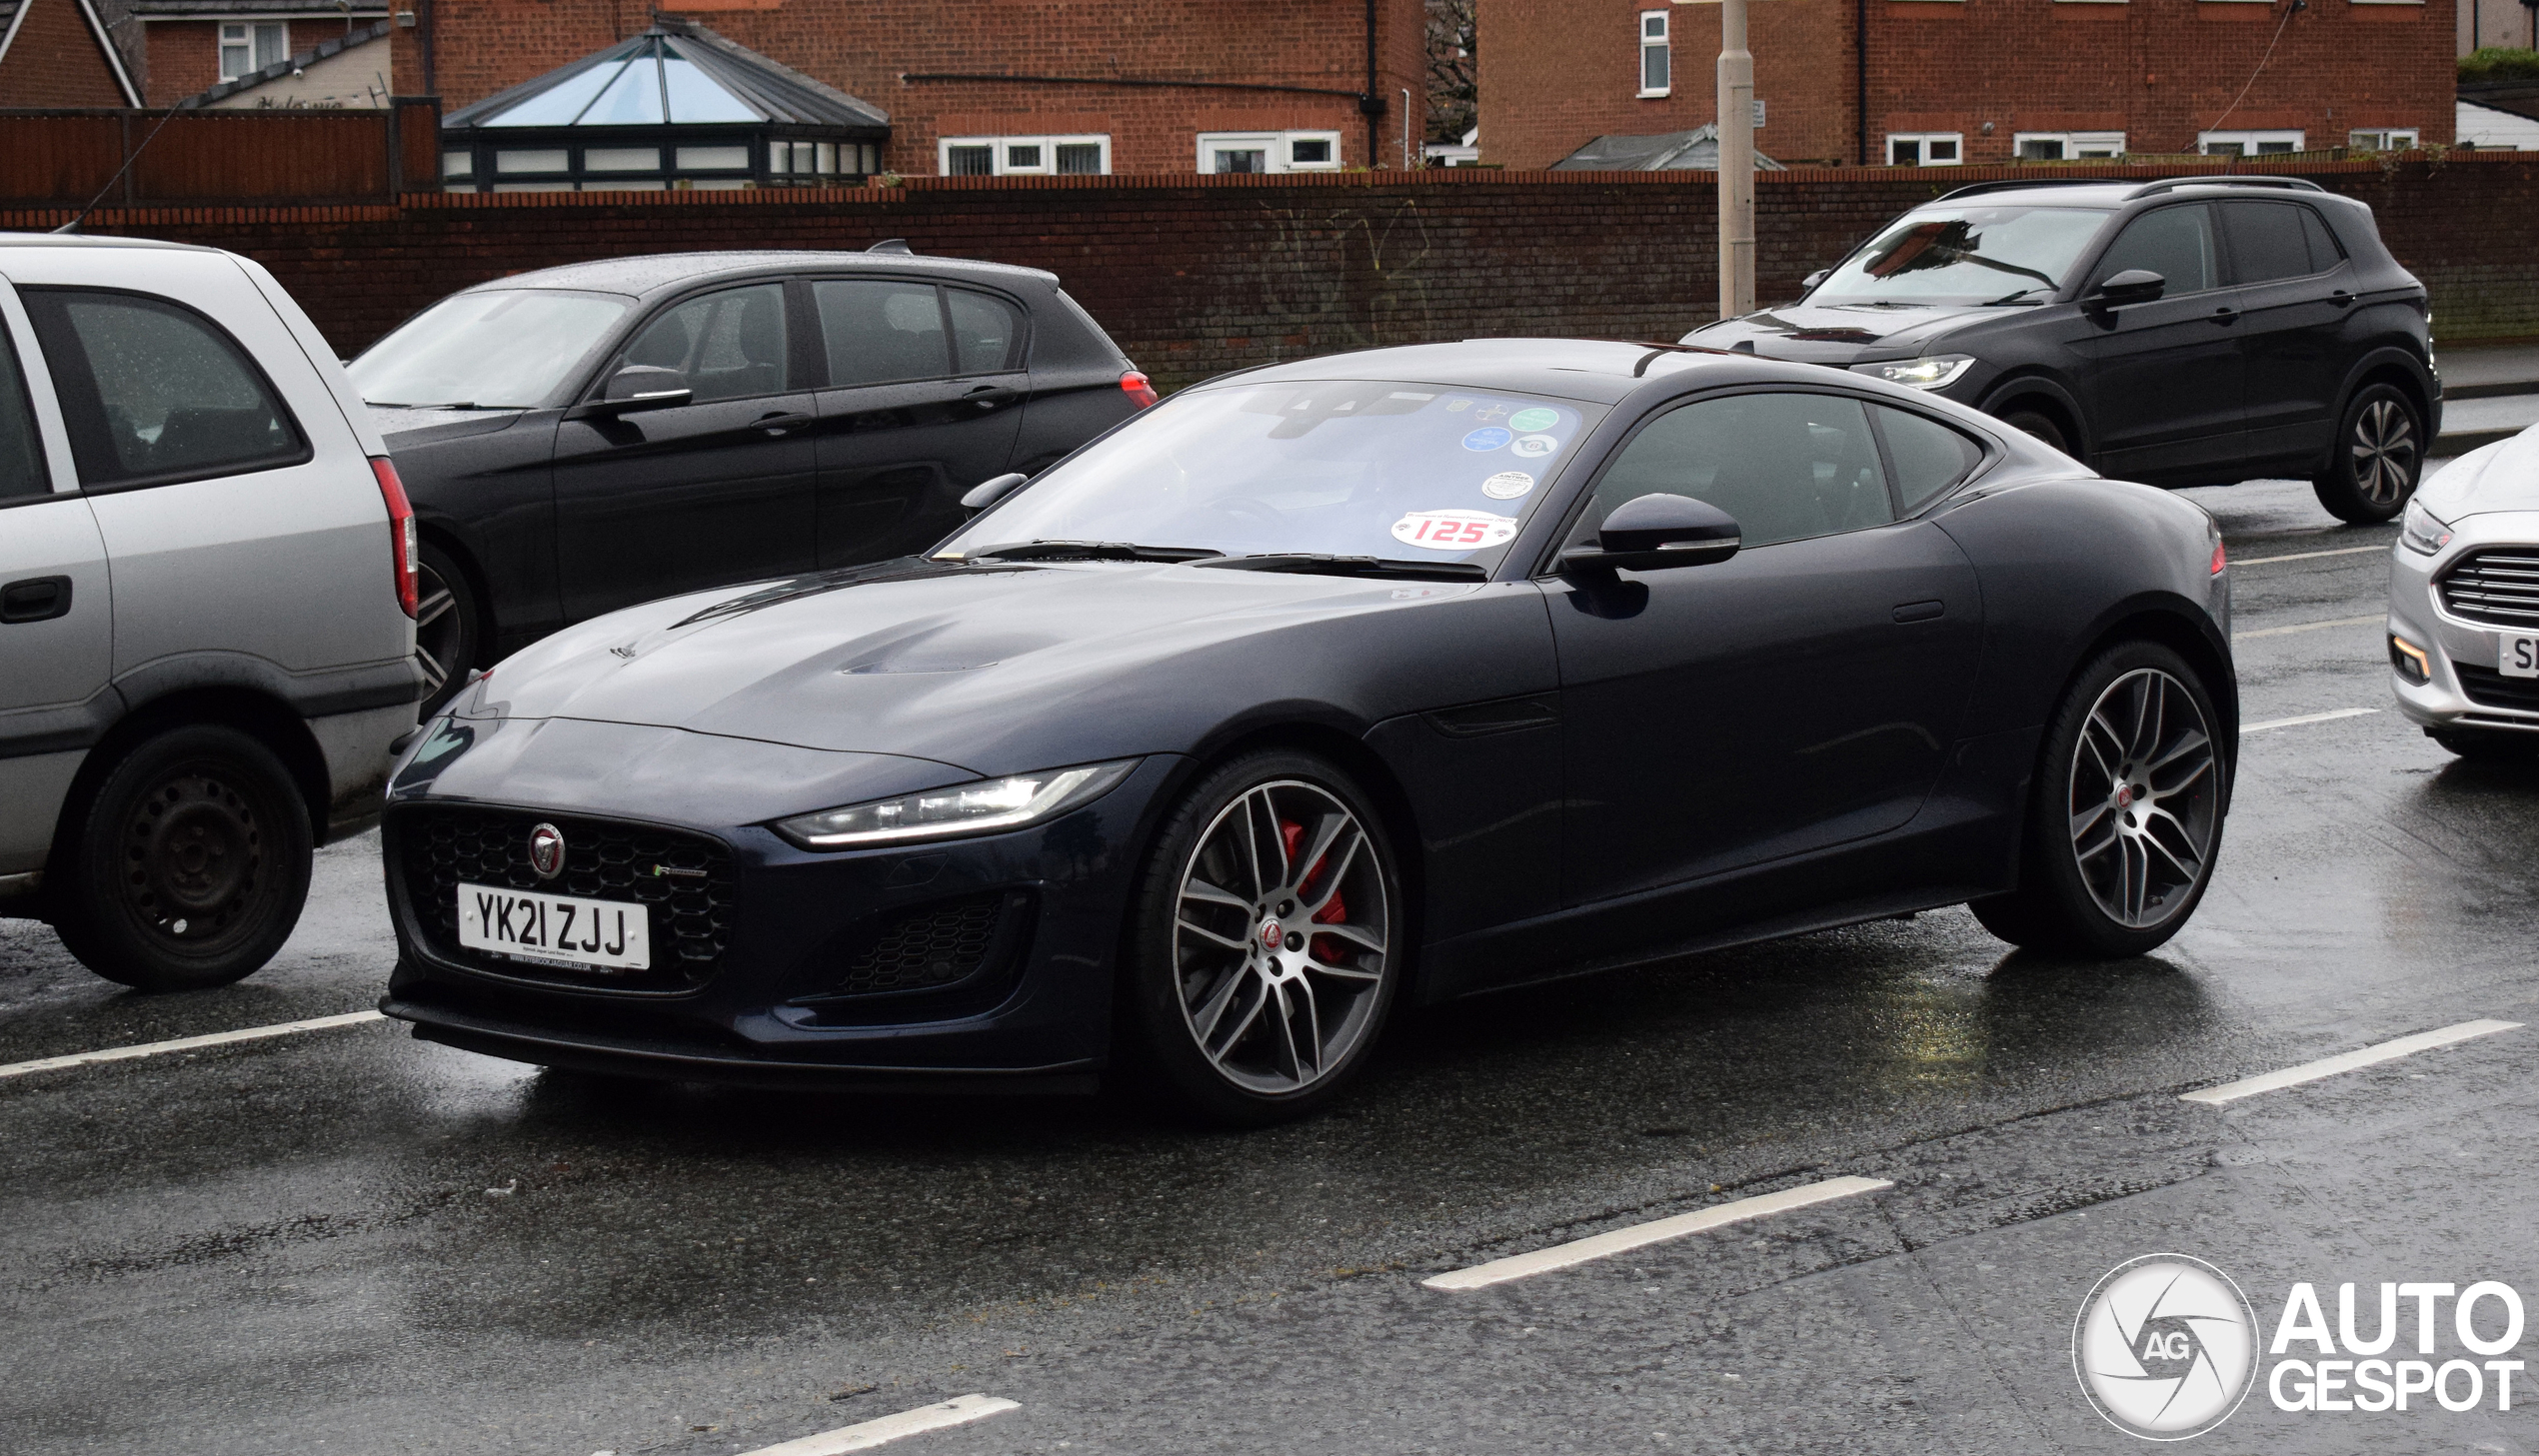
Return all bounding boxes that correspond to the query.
[2073,1254,2259,1440]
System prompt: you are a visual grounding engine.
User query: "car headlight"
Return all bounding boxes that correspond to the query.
[1849,355,1976,391]
[2400,498,2453,556]
[771,759,1138,849]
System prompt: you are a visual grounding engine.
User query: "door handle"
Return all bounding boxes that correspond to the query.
[1,575,73,624]
[753,411,815,436]
[1892,600,1944,624]
[2209,307,2239,324]
[962,384,1019,409]
[2330,289,2355,308]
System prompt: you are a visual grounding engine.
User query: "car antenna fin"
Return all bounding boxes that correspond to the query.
[868,238,915,255]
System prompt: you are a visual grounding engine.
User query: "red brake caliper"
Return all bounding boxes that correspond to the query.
[1278,819,1348,961]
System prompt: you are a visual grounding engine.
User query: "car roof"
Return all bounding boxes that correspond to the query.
[0,232,212,253]
[461,249,1059,298]
[1209,338,1839,405]
[1921,176,2337,210]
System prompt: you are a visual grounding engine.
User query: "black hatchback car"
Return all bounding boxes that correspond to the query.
[347,248,1155,711]
[1688,177,2439,525]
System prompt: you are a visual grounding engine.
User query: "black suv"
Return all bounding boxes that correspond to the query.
[1687,177,2440,524]
[349,248,1156,711]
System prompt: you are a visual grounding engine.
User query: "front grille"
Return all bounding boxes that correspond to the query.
[835,893,1004,997]
[2438,549,2539,628]
[394,805,735,991]
[2455,664,2539,714]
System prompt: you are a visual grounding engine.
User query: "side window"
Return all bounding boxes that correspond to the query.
[620,283,787,404]
[1873,406,1985,510]
[2091,205,2217,295]
[1584,392,1892,550]
[0,323,48,501]
[22,289,305,491]
[814,280,951,388]
[2220,201,2312,285]
[2296,207,2345,273]
[946,289,1023,374]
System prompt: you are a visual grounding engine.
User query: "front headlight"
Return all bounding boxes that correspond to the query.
[771,759,1137,849]
[2400,498,2453,556]
[1849,355,1976,391]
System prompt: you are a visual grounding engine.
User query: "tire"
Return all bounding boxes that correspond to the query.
[2311,383,2423,525]
[415,544,483,718]
[50,726,314,991]
[1998,408,2073,457]
[1120,749,1405,1127]
[1971,643,2226,957]
[2429,727,2539,762]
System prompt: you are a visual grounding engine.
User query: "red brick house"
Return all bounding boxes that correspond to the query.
[0,0,143,105]
[1480,0,2456,170]
[131,0,389,106]
[409,0,1425,177]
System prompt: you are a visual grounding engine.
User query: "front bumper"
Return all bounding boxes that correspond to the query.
[379,742,1185,1089]
[2386,512,2539,736]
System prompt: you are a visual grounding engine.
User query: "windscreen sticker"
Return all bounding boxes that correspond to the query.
[1507,407,1560,432]
[1461,427,1512,452]
[1472,403,1511,424]
[1393,509,1519,550]
[1509,434,1559,459]
[1443,397,1474,412]
[1481,471,1535,500]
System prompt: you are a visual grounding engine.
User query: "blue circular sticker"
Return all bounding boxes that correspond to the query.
[1461,427,1512,452]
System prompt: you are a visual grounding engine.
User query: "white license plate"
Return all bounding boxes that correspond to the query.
[456,882,650,971]
[2503,636,2539,680]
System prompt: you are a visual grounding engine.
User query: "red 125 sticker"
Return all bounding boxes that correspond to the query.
[1390,509,1518,550]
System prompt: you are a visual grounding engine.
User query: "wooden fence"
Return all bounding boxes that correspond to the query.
[0,102,439,207]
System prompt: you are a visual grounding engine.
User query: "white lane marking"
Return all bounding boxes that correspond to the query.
[2234,614,2385,642]
[2181,1019,2523,1105]
[736,1396,1021,1455]
[2242,707,2379,733]
[1421,1175,1891,1291]
[0,1010,386,1081]
[2234,544,2388,567]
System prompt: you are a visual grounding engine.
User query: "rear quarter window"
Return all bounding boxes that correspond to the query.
[22,288,307,492]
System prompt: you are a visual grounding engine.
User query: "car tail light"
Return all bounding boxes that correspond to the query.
[373,457,419,619]
[1120,369,1158,409]
[2210,541,2227,576]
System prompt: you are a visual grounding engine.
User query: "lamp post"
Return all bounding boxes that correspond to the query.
[1678,0,1756,322]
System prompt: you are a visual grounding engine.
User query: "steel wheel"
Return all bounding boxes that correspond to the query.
[2349,396,2417,508]
[2066,668,2219,930]
[1172,779,1390,1096]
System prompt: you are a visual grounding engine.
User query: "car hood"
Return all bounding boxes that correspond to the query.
[1685,299,2008,366]
[366,404,532,449]
[2421,426,2539,522]
[453,559,1534,777]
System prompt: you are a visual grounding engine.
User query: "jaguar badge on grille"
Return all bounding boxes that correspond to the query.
[527,822,566,880]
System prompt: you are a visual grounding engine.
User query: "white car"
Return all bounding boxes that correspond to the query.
[2388,424,2539,757]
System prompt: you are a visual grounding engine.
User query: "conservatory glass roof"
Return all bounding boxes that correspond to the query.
[447,24,888,132]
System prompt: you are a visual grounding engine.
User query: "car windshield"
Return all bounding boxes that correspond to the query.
[1809,205,2112,305]
[349,289,633,408]
[939,381,1607,568]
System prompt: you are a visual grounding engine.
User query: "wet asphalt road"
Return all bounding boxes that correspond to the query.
[6,472,2538,1456]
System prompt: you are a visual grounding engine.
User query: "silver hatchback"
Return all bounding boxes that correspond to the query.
[0,235,419,989]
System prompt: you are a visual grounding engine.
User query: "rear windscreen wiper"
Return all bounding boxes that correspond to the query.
[1194,554,1489,583]
[956,541,1226,564]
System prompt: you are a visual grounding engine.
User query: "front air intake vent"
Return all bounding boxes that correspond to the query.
[789,889,1034,1022]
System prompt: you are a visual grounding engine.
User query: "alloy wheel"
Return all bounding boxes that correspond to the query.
[414,558,466,708]
[1172,779,1391,1095]
[2350,396,2418,507]
[2067,668,2220,929]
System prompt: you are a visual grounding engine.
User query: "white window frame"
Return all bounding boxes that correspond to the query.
[2198,130,2305,157]
[1638,10,1670,98]
[217,21,287,82]
[2347,128,2419,152]
[1195,131,1344,174]
[937,134,1112,177]
[1886,132,1963,167]
[2013,131,2126,161]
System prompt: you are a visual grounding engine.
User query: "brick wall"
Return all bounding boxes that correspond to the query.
[4,156,2530,389]
[1480,0,2457,171]
[0,0,133,106]
[420,0,1426,176]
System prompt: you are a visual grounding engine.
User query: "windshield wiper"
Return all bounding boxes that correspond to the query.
[958,540,1226,564]
[369,400,479,410]
[1193,554,1489,583]
[1982,286,2053,306]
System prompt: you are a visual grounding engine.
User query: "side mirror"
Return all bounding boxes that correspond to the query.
[1802,269,1831,291]
[596,365,692,413]
[2084,269,2166,310]
[960,471,1029,512]
[1559,493,1740,576]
